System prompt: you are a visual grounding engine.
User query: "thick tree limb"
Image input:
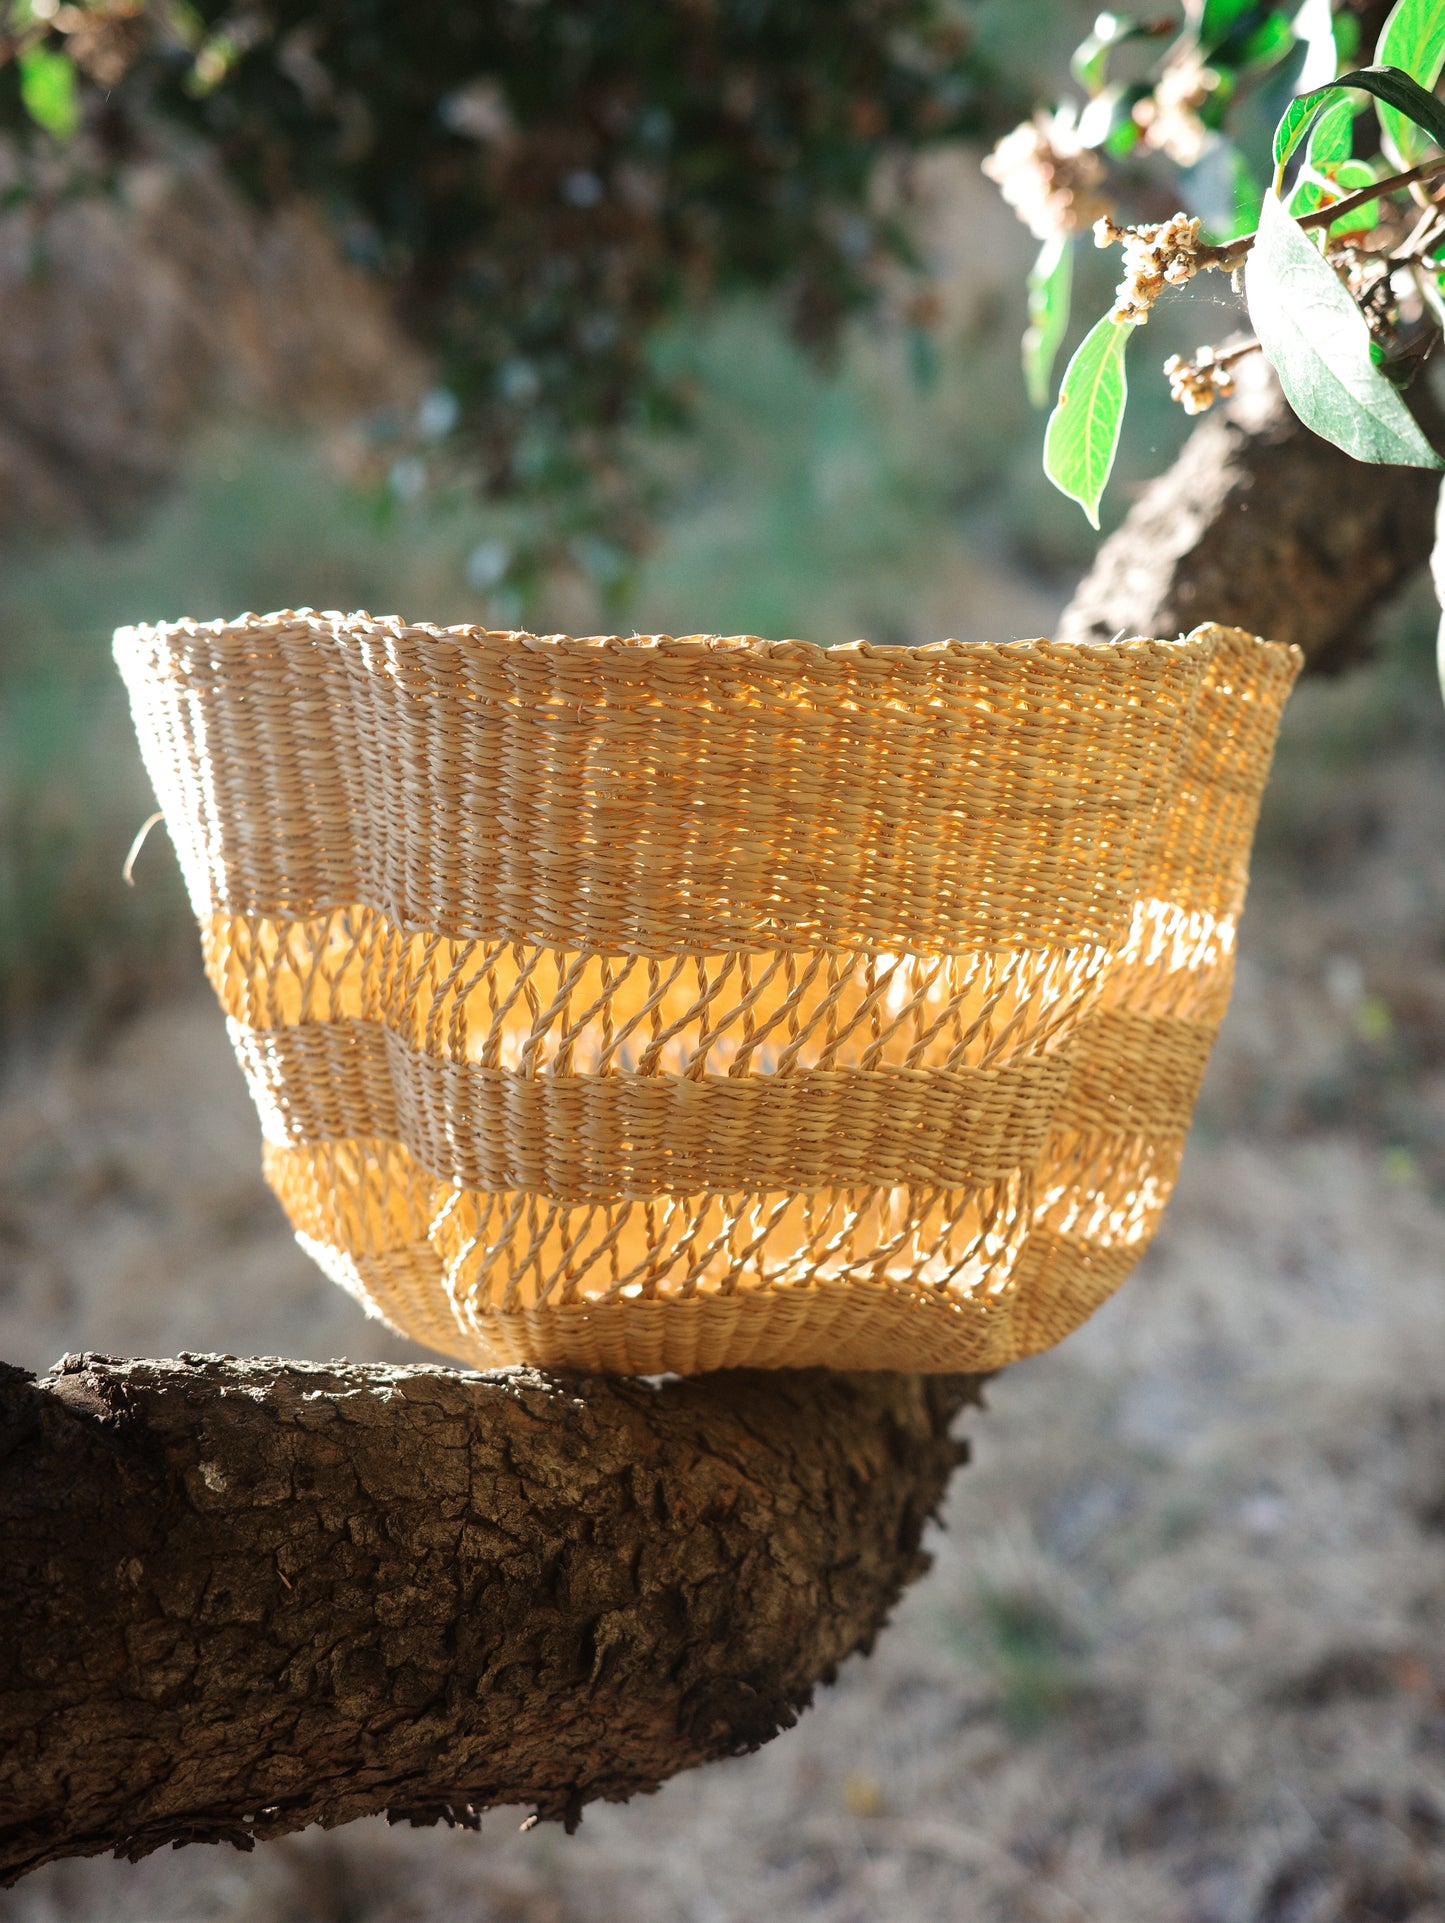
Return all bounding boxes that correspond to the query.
[1056,364,1442,669]
[0,1352,979,1884]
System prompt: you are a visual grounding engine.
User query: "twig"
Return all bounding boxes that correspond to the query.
[1206,338,1263,369]
[1395,202,1444,262]
[1195,153,1445,271]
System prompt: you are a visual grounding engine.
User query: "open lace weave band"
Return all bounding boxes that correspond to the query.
[115,613,1299,1374]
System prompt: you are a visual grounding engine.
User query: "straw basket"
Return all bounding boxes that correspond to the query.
[115,612,1299,1376]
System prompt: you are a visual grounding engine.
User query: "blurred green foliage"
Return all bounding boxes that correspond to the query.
[0,0,1021,604]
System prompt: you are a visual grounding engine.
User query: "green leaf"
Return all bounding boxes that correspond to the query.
[1273,88,1321,172]
[17,45,79,143]
[1376,0,1445,166]
[1043,313,1131,527]
[1322,157,1383,232]
[1306,94,1356,164]
[1286,167,1323,215]
[1234,11,1297,69]
[1288,152,1381,222]
[1244,191,1442,466]
[1197,0,1294,63]
[1197,0,1259,48]
[1071,13,1138,95]
[1273,65,1445,184]
[1024,237,1073,410]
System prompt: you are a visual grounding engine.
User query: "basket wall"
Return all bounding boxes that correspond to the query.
[115,614,1299,1374]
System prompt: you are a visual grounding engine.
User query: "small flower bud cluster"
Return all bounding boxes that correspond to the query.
[982,112,1110,243]
[1095,212,1203,324]
[1162,347,1237,416]
[1133,52,1220,169]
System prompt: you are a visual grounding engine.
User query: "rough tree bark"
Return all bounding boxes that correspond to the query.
[0,1354,979,1884]
[1056,362,1441,668]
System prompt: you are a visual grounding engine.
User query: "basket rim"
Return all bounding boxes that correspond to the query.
[113,608,1286,669]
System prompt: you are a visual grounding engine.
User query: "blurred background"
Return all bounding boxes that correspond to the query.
[4,2,1445,1918]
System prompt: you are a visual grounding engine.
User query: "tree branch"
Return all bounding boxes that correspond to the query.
[1194,153,1445,271]
[0,1352,980,1884]
[1056,361,1443,666]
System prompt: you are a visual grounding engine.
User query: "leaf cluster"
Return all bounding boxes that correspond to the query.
[987,0,1445,526]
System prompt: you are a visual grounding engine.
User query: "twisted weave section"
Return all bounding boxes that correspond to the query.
[116,615,1299,1374]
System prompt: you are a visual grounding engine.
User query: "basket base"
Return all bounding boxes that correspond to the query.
[307,1231,1142,1376]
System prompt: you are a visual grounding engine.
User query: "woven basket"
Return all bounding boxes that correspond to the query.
[115,612,1299,1375]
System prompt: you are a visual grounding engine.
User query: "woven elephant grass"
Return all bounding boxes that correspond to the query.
[116,612,1299,1376]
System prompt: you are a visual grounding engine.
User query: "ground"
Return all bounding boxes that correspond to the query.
[3,606,1445,1923]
